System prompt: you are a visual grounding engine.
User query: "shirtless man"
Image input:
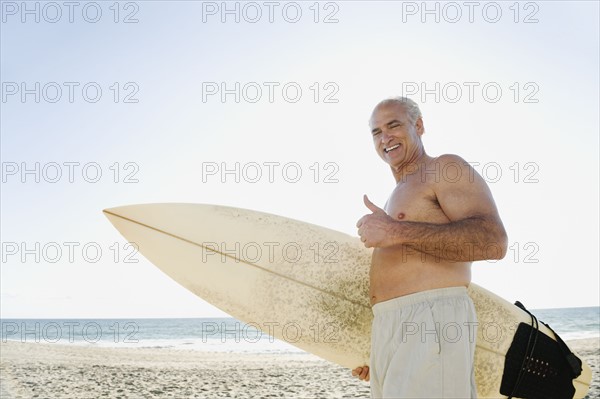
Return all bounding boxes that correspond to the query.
[351,97,507,398]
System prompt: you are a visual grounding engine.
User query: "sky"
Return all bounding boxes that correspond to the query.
[1,1,598,318]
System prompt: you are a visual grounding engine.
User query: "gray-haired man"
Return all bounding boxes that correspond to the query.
[352,98,507,398]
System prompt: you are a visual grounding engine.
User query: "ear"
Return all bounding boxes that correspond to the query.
[415,117,425,136]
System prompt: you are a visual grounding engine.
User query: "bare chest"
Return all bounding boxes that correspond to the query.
[385,176,450,223]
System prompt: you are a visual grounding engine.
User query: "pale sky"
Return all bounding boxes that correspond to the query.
[1,1,598,318]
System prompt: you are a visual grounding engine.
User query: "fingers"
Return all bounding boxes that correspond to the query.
[356,215,365,228]
[363,195,383,214]
[357,225,372,247]
[357,194,382,227]
[351,366,370,381]
[360,366,369,380]
[358,226,372,247]
[358,195,384,246]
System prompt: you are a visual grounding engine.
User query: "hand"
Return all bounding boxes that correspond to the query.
[351,365,370,381]
[356,195,398,248]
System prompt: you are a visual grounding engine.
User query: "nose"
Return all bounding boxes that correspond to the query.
[380,130,393,144]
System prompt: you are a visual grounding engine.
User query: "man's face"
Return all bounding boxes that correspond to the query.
[369,102,424,169]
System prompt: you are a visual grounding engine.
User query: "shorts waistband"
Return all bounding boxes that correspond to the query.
[372,286,469,316]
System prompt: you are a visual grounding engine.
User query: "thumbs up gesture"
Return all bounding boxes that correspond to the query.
[356,195,399,248]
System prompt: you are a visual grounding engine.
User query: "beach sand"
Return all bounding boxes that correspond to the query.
[1,339,598,398]
[0,341,369,398]
[568,338,600,399]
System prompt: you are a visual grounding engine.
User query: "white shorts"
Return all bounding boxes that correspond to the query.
[370,286,478,399]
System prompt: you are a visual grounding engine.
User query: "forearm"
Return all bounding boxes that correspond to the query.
[391,216,508,262]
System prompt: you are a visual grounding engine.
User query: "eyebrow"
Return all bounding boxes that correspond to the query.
[371,119,403,134]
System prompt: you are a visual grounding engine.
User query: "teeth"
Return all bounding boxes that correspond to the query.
[385,144,400,153]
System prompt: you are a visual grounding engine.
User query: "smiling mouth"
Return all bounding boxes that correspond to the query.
[384,144,401,153]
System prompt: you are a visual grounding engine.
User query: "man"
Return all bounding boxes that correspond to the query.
[351,97,507,398]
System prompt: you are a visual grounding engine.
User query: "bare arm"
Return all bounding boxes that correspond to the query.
[357,155,507,261]
[387,215,506,261]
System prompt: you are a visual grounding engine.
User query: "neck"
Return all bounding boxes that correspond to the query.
[391,149,429,183]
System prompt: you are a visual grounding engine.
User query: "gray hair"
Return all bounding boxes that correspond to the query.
[374,96,423,124]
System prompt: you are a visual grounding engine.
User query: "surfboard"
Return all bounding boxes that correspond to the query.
[103,203,592,398]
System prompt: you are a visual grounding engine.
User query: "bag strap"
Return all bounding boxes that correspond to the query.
[509,301,540,399]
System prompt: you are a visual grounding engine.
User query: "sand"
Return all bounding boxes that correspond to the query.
[1,338,598,398]
[0,342,369,398]
[568,338,600,399]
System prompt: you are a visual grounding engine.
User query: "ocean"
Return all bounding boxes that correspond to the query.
[2,307,598,354]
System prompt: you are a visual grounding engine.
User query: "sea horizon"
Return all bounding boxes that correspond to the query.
[3,304,598,319]
[2,306,599,352]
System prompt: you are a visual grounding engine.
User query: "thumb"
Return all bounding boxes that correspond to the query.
[363,195,384,214]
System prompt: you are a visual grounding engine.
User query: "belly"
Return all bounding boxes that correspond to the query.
[369,246,472,306]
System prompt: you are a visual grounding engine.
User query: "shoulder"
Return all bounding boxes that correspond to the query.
[426,154,499,219]
[423,154,478,185]
[431,153,469,167]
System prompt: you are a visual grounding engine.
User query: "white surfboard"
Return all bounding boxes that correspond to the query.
[103,203,592,398]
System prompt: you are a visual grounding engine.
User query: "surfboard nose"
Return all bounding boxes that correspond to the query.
[103,207,118,218]
[102,205,142,236]
[103,205,132,219]
[103,203,181,223]
[103,204,143,217]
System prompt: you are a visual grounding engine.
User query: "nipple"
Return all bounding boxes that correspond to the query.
[397,212,405,220]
